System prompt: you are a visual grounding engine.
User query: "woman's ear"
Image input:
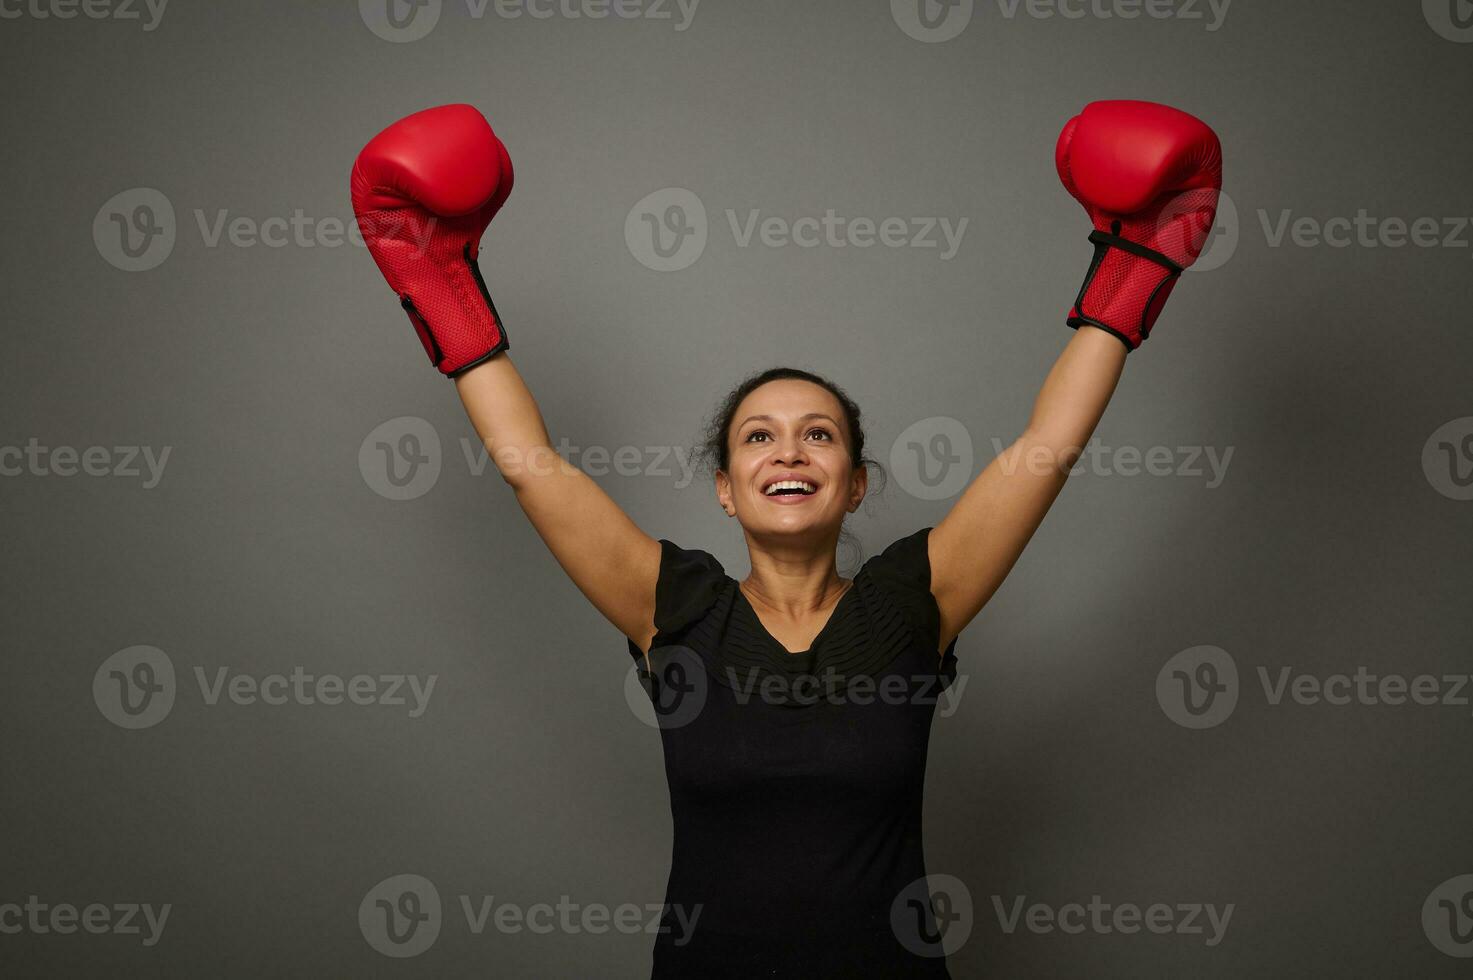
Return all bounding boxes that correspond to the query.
[715,470,735,516]
[848,463,868,512]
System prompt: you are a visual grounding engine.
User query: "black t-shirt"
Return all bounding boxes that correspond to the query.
[627,527,960,979]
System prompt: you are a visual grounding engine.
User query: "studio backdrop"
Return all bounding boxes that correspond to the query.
[2,1,1471,976]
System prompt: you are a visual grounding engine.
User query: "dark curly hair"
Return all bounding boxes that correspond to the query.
[695,366,886,566]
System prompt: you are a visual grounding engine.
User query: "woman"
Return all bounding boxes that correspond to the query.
[351,100,1221,977]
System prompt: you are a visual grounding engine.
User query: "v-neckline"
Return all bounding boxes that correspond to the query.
[734,577,857,657]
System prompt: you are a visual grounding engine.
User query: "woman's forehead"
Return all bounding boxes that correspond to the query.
[736,379,840,416]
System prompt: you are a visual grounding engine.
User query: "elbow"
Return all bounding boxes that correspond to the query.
[495,443,571,490]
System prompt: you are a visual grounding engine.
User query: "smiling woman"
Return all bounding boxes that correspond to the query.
[453,335,1125,978]
[700,367,876,651]
[694,367,876,656]
[351,98,1221,978]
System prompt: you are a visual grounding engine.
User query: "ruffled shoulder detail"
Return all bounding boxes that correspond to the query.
[860,527,945,645]
[652,539,727,637]
[626,539,727,665]
[861,526,958,689]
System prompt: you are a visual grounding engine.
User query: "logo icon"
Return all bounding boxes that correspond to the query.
[1423,874,1473,957]
[1422,417,1473,501]
[359,0,442,42]
[359,873,442,957]
[359,417,442,500]
[625,188,707,272]
[1156,189,1239,274]
[93,189,176,272]
[1156,645,1238,729]
[625,644,708,730]
[93,646,176,730]
[891,0,974,43]
[891,417,972,501]
[890,873,973,957]
[1424,0,1473,42]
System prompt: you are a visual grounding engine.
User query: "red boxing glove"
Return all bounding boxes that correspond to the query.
[1056,100,1222,350]
[351,104,514,376]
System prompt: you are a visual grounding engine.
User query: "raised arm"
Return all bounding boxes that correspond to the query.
[455,357,661,654]
[929,327,1124,648]
[930,100,1223,649]
[351,104,660,656]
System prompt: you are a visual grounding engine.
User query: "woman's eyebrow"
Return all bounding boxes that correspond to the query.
[738,413,839,427]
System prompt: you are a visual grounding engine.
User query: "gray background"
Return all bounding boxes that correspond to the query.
[3,0,1472,976]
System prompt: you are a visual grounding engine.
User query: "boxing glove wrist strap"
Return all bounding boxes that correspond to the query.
[1067,226,1184,351]
[1083,228,1183,275]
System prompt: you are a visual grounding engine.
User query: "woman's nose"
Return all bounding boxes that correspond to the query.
[772,438,808,464]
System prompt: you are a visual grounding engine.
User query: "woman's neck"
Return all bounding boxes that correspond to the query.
[740,563,851,620]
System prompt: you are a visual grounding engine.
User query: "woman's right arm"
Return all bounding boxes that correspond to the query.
[454,355,661,655]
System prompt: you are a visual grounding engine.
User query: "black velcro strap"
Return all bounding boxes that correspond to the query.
[401,295,444,367]
[442,243,511,379]
[463,243,507,341]
[1086,229,1183,275]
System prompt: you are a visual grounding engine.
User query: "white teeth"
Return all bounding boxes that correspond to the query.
[764,480,816,496]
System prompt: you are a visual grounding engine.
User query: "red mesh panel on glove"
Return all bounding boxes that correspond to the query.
[355,207,506,374]
[1070,186,1219,348]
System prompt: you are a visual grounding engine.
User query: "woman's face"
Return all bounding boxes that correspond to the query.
[717,379,866,539]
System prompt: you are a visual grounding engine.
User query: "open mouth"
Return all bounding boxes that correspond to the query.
[763,480,817,497]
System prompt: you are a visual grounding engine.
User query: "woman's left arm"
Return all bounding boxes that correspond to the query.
[929,325,1126,648]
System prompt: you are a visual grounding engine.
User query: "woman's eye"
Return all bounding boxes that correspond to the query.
[744,428,831,443]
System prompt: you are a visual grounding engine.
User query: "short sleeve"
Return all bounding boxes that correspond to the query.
[625,539,728,664]
[859,526,955,657]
